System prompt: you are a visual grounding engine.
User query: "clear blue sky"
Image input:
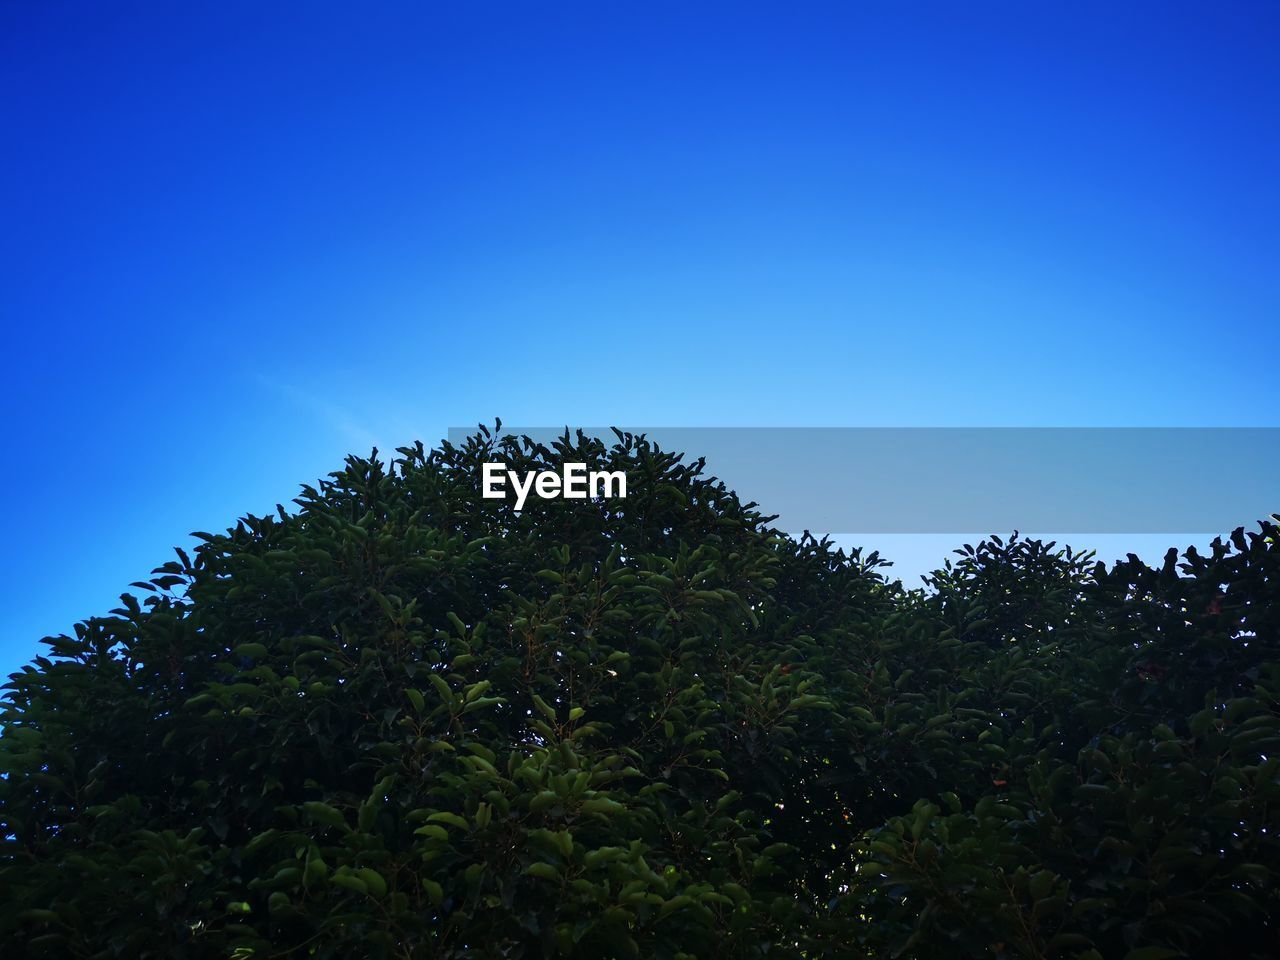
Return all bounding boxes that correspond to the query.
[2,2,1278,678]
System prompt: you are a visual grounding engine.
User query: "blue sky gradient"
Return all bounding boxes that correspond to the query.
[3,2,1278,677]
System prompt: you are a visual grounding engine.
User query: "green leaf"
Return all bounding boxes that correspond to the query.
[330,874,368,896]
[356,868,387,898]
[302,801,346,830]
[580,797,625,816]
[426,812,469,830]
[525,862,560,881]
[428,673,455,706]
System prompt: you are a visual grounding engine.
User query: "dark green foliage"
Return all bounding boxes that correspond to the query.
[2,427,1277,959]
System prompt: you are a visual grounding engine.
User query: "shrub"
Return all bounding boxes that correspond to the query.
[2,427,1277,959]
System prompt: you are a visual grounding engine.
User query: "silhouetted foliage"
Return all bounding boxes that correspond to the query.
[2,427,1277,959]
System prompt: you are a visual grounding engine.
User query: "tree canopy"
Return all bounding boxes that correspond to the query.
[2,427,1277,959]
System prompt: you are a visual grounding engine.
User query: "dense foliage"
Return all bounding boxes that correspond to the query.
[2,427,1277,959]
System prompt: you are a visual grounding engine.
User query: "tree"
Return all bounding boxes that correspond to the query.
[2,427,1277,959]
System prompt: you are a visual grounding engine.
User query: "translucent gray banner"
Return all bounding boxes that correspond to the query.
[446,427,1280,534]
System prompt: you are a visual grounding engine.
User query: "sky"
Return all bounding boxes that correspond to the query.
[2,2,1278,678]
